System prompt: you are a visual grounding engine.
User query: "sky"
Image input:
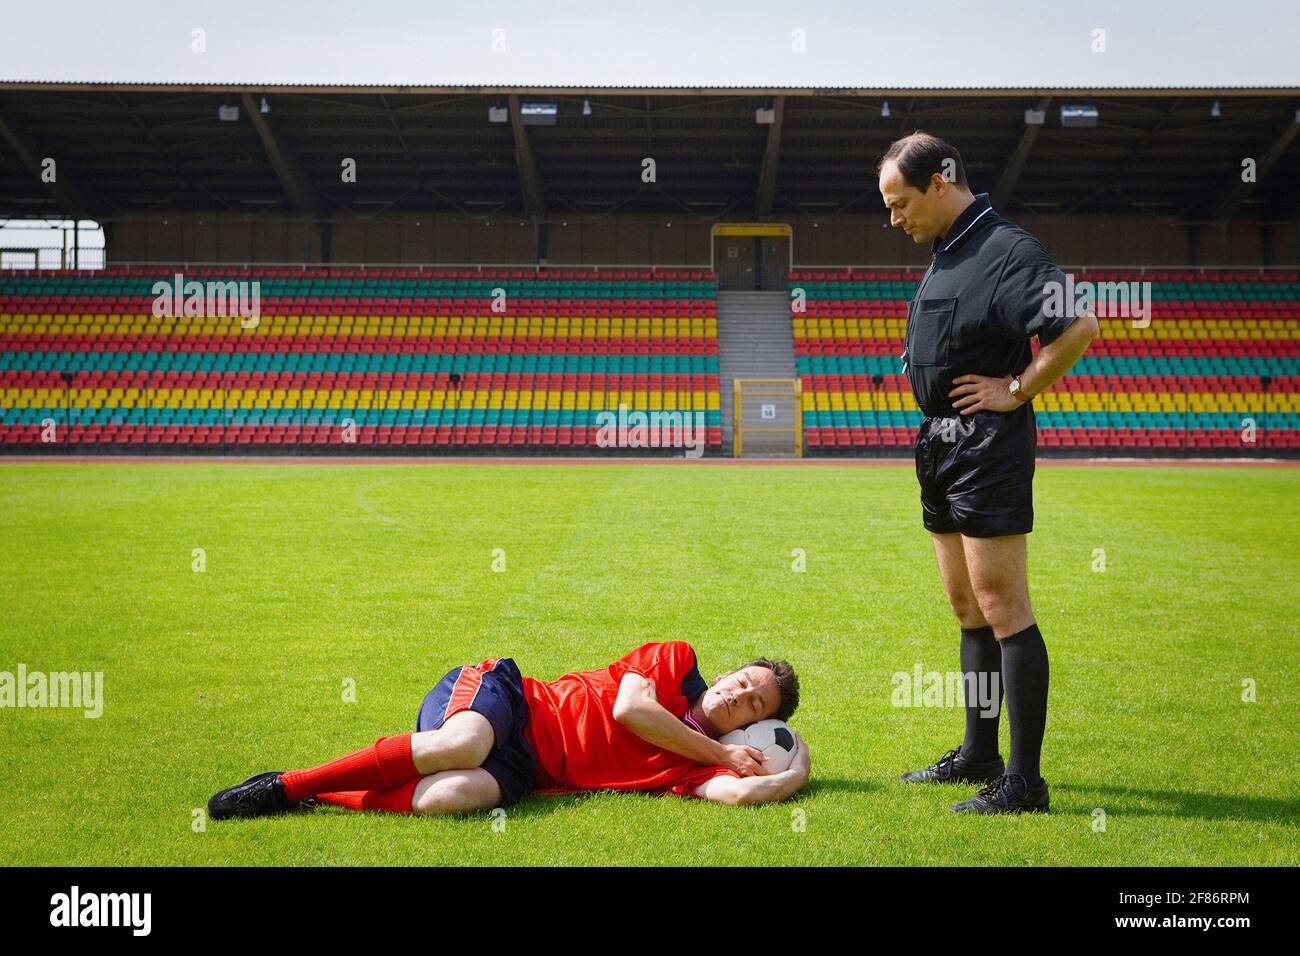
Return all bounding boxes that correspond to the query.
[1,0,1297,88]
[0,221,103,270]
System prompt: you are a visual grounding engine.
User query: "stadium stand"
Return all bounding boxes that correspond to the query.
[791,268,1300,455]
[5,263,1298,458]
[0,266,722,453]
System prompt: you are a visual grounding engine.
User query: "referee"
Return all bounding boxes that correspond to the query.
[878,132,1099,814]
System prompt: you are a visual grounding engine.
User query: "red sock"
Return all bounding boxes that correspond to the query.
[315,781,419,814]
[280,733,418,802]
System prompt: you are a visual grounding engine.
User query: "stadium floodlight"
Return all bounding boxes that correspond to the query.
[217,104,239,122]
[755,108,775,124]
[881,99,891,118]
[582,98,592,116]
[1024,108,1046,126]
[488,106,509,123]
[1210,100,1221,118]
[520,102,558,126]
[1060,104,1099,128]
[260,96,270,115]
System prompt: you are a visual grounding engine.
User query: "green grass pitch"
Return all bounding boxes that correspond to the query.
[0,459,1296,866]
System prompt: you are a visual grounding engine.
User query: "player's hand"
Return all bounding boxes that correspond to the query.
[720,744,770,777]
[948,374,1024,414]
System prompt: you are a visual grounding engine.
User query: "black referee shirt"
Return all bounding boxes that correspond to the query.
[902,193,1075,416]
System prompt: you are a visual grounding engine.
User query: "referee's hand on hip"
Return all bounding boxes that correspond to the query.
[949,374,1028,415]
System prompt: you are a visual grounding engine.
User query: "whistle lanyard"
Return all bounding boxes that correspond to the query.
[901,205,993,373]
[902,253,940,374]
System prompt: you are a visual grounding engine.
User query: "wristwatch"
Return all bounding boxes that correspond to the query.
[1008,377,1027,404]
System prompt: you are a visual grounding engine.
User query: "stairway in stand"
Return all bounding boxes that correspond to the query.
[716,290,798,453]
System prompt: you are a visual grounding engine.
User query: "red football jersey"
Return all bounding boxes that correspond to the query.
[521,641,740,797]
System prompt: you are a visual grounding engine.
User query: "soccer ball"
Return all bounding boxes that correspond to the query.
[719,719,797,773]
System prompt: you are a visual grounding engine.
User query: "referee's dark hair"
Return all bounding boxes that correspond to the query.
[877,131,968,191]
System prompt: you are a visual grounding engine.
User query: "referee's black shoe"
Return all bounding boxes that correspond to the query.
[901,745,1004,785]
[949,772,1050,814]
[207,771,307,821]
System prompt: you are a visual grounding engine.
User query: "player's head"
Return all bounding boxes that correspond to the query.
[701,657,800,735]
[877,131,971,244]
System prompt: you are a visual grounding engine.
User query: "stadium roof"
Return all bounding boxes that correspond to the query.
[3,1,1297,226]
[2,88,1296,225]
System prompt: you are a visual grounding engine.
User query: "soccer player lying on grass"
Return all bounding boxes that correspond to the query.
[207,641,808,819]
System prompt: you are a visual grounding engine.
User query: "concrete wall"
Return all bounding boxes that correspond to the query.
[110,218,324,264]
[105,212,1300,268]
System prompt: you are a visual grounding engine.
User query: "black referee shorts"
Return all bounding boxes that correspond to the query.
[914,404,1036,538]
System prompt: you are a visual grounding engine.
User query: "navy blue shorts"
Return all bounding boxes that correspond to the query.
[415,657,538,808]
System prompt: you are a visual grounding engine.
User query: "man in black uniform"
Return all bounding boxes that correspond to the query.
[878,132,1099,814]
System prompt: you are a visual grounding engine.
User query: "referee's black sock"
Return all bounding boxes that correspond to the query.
[1000,622,1049,784]
[959,625,1002,761]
